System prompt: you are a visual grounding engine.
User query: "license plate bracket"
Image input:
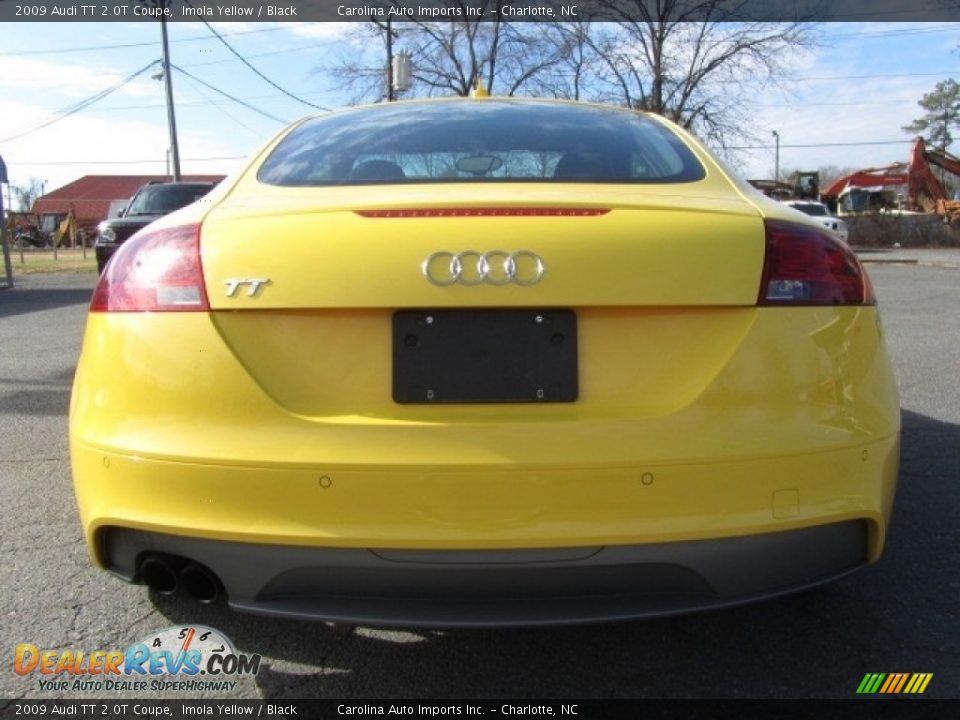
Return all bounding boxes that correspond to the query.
[393,309,578,404]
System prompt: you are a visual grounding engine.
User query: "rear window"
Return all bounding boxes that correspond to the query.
[258,100,706,186]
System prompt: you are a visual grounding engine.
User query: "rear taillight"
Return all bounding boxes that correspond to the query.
[90,223,210,312]
[759,219,875,306]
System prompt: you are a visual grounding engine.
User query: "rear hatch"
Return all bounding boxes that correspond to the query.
[202,185,763,310]
[198,184,765,419]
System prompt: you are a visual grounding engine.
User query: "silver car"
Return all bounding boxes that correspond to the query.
[782,200,849,242]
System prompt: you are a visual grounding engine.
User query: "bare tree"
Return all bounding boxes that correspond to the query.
[406,15,506,96]
[588,2,817,148]
[522,22,603,101]
[11,179,44,212]
[323,22,395,105]
[321,6,816,157]
[323,11,576,103]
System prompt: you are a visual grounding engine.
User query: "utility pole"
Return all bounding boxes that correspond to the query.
[386,18,395,102]
[382,21,410,102]
[0,154,13,289]
[772,130,780,182]
[942,108,949,187]
[160,13,181,180]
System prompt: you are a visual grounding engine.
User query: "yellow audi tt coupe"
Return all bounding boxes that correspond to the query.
[70,98,900,626]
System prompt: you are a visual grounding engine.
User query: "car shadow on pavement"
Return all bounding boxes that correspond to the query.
[0,368,76,416]
[0,287,95,320]
[0,387,71,416]
[145,408,958,699]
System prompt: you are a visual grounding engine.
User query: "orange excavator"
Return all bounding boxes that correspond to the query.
[820,138,960,221]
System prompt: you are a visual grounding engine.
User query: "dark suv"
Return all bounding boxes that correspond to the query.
[96,181,215,273]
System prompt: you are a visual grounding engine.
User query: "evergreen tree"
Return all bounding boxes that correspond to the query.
[903,79,960,152]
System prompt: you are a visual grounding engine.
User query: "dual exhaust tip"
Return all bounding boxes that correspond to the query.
[139,554,222,604]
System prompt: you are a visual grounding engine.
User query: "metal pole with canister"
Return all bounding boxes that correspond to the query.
[0,155,13,289]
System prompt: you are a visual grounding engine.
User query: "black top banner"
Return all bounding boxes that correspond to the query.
[1,0,958,23]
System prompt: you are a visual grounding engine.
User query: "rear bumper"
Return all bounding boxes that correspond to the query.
[70,302,901,626]
[72,433,899,556]
[101,521,868,628]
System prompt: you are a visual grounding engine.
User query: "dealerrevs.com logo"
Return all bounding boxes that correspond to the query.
[15,626,260,693]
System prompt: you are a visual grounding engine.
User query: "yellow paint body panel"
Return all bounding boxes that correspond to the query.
[200,188,765,310]
[71,305,900,560]
[69,101,902,618]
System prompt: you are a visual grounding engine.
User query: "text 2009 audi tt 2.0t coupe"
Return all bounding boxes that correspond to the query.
[70,98,900,627]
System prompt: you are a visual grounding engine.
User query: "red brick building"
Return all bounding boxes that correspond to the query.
[31,174,225,240]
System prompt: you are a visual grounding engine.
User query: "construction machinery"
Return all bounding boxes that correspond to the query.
[747,171,821,201]
[820,138,960,220]
[4,212,44,248]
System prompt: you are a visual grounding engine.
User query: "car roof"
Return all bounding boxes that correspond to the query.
[308,94,649,119]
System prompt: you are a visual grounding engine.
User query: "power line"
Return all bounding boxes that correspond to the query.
[3,22,953,57]
[78,89,331,114]
[177,72,261,136]
[0,40,164,56]
[826,8,960,19]
[190,10,328,110]
[714,69,960,86]
[86,70,956,115]
[179,39,341,69]
[1,55,304,144]
[0,24,311,56]
[727,140,913,150]
[830,24,960,40]
[800,70,960,82]
[10,140,920,166]
[5,156,245,166]
[1,60,161,143]
[754,99,918,108]
[170,64,290,124]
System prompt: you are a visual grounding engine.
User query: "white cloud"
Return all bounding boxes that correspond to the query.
[0,98,246,191]
[285,23,355,41]
[0,57,169,111]
[0,56,136,96]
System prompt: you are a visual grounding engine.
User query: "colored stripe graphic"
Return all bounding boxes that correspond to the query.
[892,673,909,693]
[911,673,933,694]
[880,673,908,693]
[857,673,885,693]
[858,673,932,694]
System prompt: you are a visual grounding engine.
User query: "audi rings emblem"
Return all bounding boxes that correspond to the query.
[422,251,546,287]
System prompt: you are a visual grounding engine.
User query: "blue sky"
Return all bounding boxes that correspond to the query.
[0,21,958,202]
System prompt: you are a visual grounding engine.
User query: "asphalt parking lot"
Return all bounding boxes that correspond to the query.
[1,256,957,701]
